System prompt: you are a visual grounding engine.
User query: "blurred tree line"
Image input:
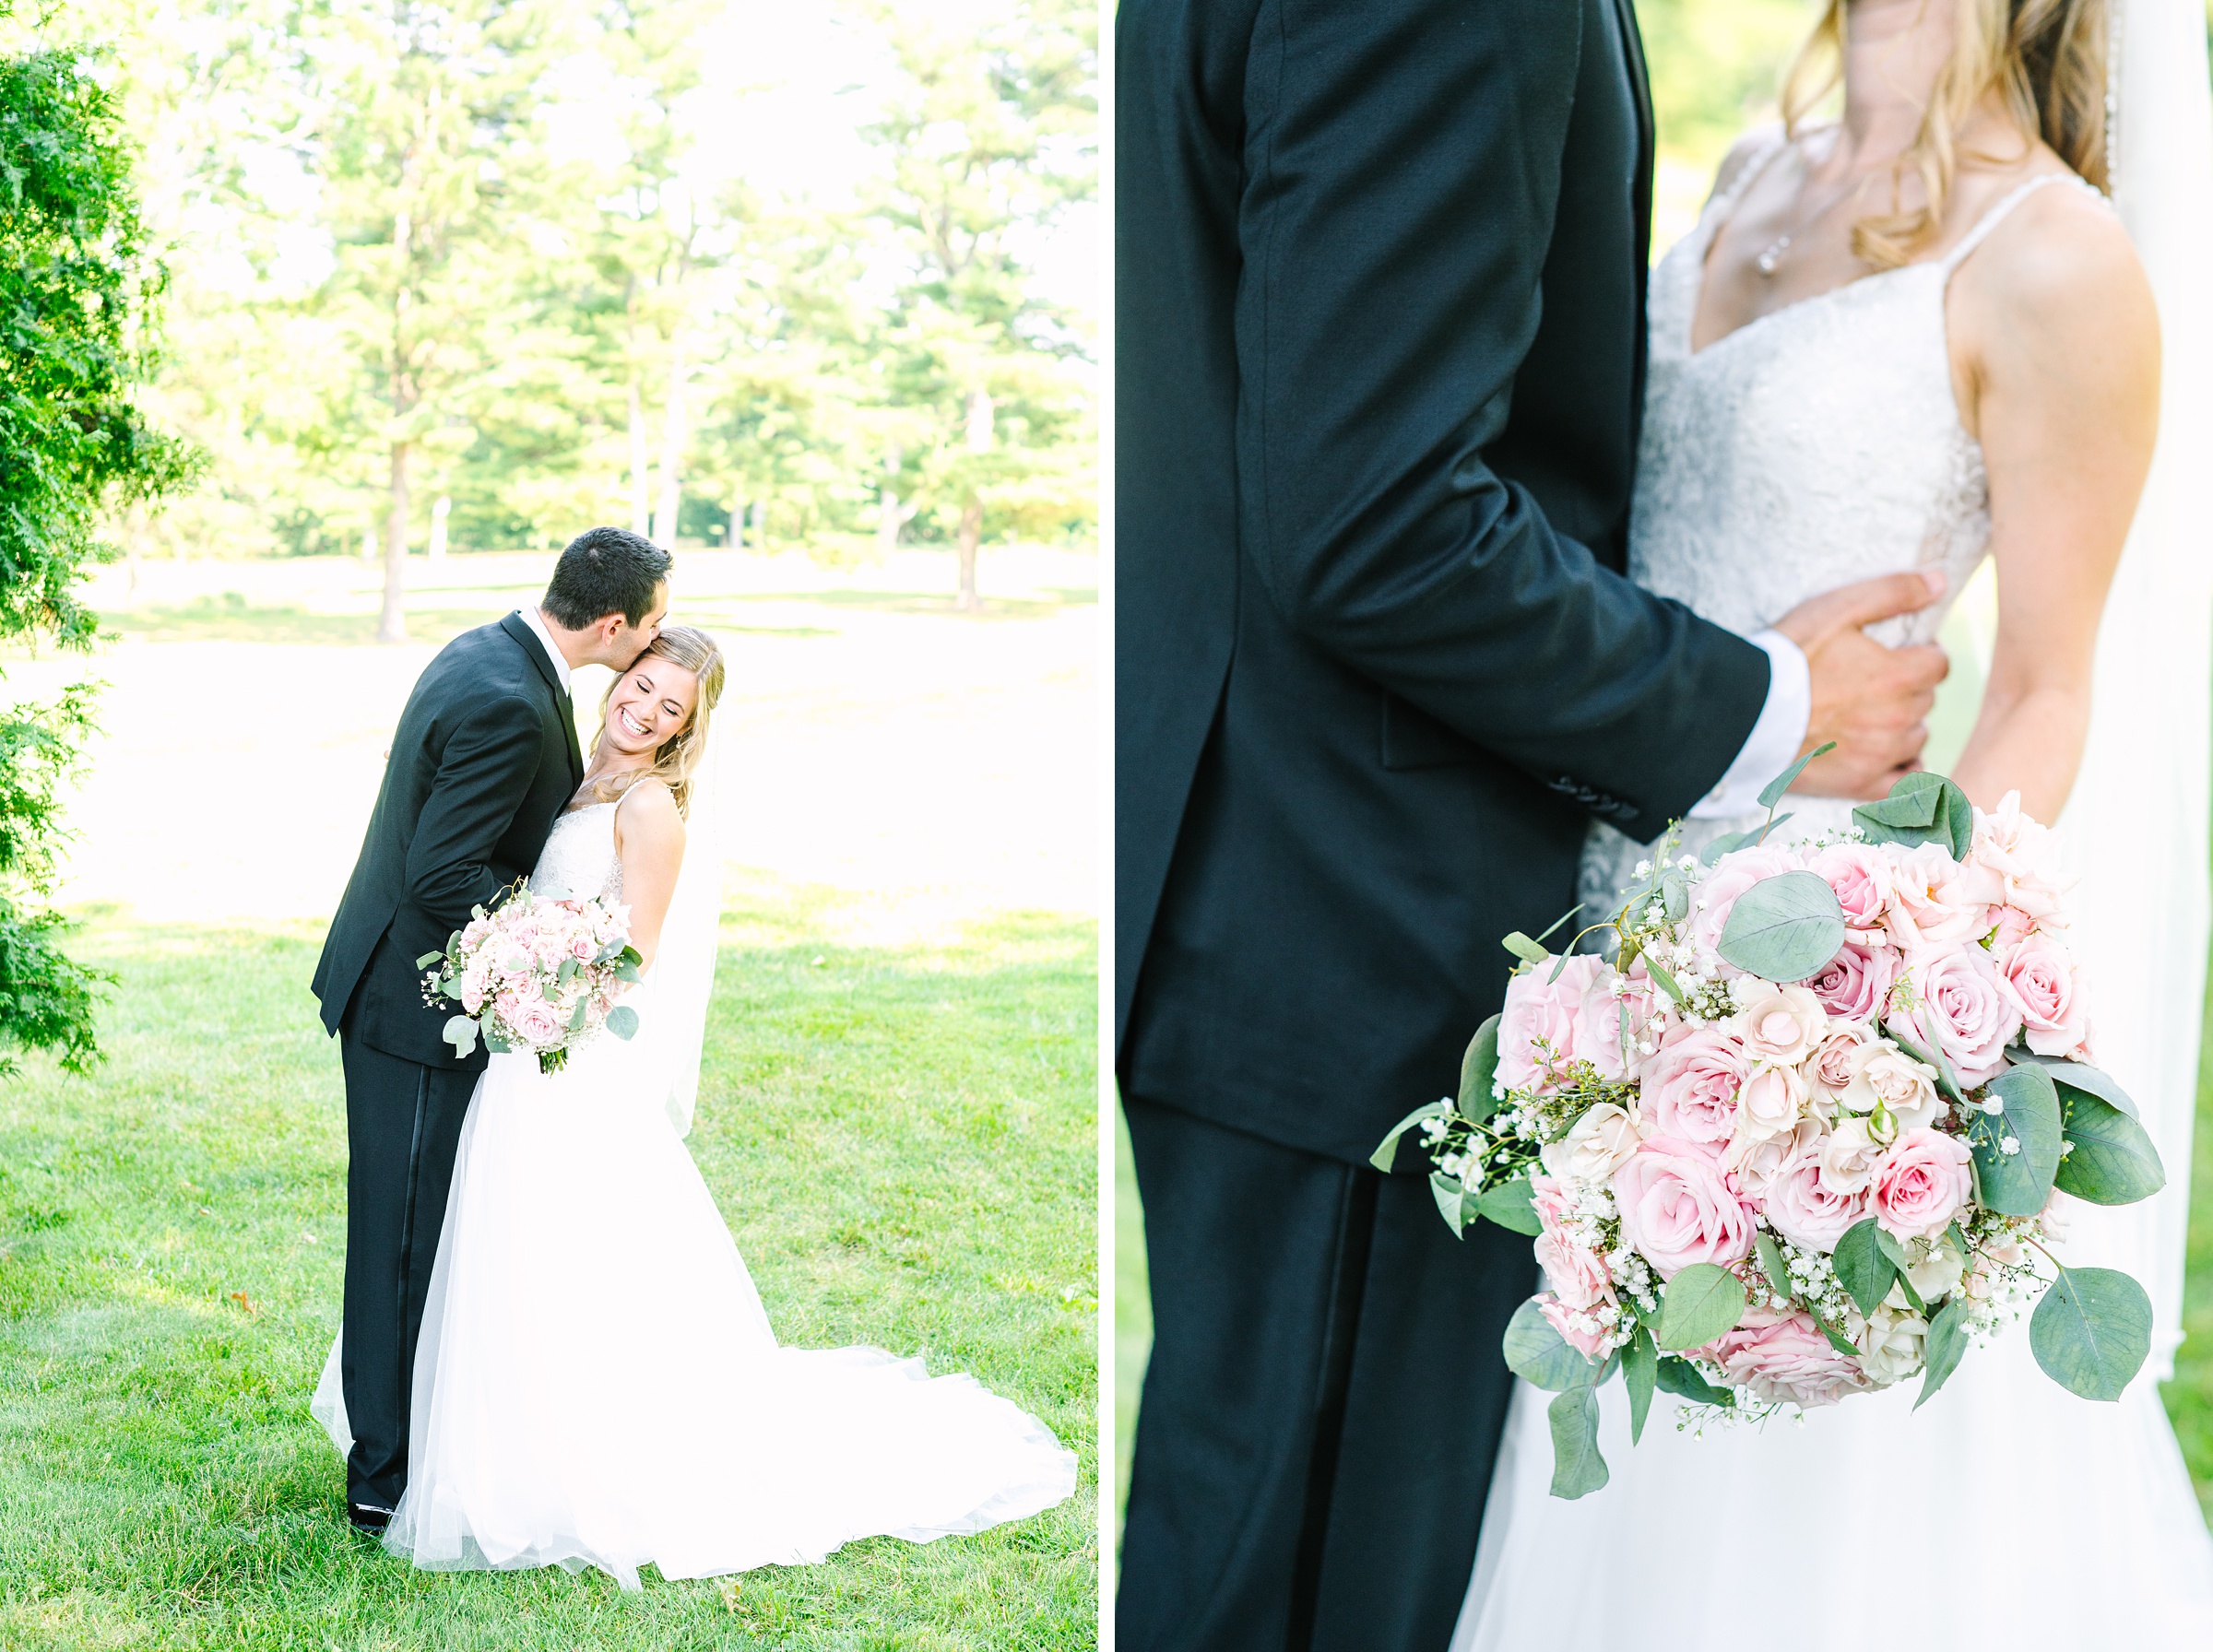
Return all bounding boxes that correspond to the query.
[11,0,1094,631]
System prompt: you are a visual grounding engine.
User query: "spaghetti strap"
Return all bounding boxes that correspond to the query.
[1939,172,2102,272]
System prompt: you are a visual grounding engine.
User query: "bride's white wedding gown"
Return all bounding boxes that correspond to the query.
[312,795,1076,1590]
[1453,148,2213,1649]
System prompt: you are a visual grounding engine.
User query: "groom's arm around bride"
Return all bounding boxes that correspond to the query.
[307,527,670,1528]
[1116,1,1946,1649]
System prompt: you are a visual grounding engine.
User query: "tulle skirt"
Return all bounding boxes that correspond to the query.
[312,1022,1076,1590]
[1453,1266,2213,1649]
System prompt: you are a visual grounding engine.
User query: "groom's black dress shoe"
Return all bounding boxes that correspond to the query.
[348,1500,395,1535]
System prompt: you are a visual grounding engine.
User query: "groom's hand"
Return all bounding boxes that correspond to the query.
[1773,570,1950,798]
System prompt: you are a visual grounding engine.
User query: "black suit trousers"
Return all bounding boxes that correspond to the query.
[338,1025,478,1508]
[1119,1094,1533,1652]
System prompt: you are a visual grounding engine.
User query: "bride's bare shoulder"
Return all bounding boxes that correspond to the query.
[1958,175,2155,372]
[1710,121,1789,204]
[612,775,685,858]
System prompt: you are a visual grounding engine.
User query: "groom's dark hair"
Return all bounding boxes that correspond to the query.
[542,527,672,630]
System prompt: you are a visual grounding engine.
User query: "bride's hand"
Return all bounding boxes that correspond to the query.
[1772,570,1950,797]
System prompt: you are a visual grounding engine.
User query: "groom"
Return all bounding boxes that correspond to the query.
[312,525,670,1531]
[1118,1,1951,1647]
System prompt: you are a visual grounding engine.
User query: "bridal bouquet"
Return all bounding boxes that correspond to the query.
[419,882,644,1074]
[1374,750,2166,1498]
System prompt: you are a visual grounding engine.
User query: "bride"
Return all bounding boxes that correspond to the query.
[312,624,1076,1590]
[1456,0,2213,1645]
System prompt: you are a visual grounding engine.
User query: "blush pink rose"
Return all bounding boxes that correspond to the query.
[1535,1228,1615,1311]
[1686,844,1803,957]
[1612,1137,1755,1279]
[1806,843,1894,938]
[1805,942,1898,1024]
[514,997,563,1048]
[1987,904,2037,952]
[1970,791,2069,922]
[1727,1115,1825,1199]
[1764,1149,1870,1252]
[1884,842,2004,952]
[1699,1308,1870,1407]
[1641,1027,1751,1149]
[1810,1027,1869,1101]
[1538,1295,1610,1362]
[2002,932,2091,1060]
[1497,956,1603,1092]
[1529,1173,1576,1234]
[1870,1127,1973,1242]
[1896,945,2023,1089]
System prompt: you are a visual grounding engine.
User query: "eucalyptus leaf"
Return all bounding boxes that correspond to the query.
[1654,1355,1734,1408]
[1503,932,1549,966]
[1653,1263,1747,1352]
[1474,1176,1544,1236]
[1504,1298,1603,1392]
[567,997,590,1032]
[1546,1386,1610,1500]
[2030,1266,2152,1402]
[441,1014,479,1058]
[1831,1219,1898,1317]
[2010,1051,2138,1118]
[605,1004,639,1040]
[1715,871,1847,984]
[1757,741,1836,811]
[1621,1327,1658,1445]
[416,950,446,970]
[1916,1296,1970,1410]
[556,957,580,985]
[1458,1015,1503,1121]
[1371,1099,1452,1174]
[1698,827,1756,860]
[1643,958,1686,1007]
[1968,1061,2064,1216]
[1852,771,1972,859]
[1429,1171,1468,1236]
[481,1023,514,1055]
[615,959,644,985]
[1816,1315,1861,1359]
[2054,1091,2164,1206]
[1754,1231,1791,1299]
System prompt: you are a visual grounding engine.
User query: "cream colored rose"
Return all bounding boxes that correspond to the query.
[1901,1230,1967,1302]
[1818,1115,1886,1194]
[1733,1063,1808,1150]
[1539,1101,1647,1183]
[1840,1039,1941,1132]
[1732,981,1829,1067]
[1854,1301,1929,1386]
[1726,1115,1825,1197]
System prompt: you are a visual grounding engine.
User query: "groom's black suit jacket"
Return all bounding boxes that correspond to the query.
[312,614,584,1068]
[1118,0,1774,1163]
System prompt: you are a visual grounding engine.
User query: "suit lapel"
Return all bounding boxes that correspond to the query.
[497,612,586,786]
[1609,0,1658,466]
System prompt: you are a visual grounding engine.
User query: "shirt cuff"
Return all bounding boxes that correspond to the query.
[1686,630,1812,820]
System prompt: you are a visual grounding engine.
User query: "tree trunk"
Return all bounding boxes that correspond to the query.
[428,494,450,563]
[379,442,410,644]
[956,496,982,611]
[651,340,686,546]
[627,376,650,535]
[728,496,746,550]
[877,490,920,559]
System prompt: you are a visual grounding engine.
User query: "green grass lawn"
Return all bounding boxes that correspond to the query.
[0,895,1097,1651]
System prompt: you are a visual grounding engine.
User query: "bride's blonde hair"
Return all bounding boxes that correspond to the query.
[1781,0,2110,268]
[588,625,726,818]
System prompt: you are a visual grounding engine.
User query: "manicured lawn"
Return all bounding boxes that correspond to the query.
[0,897,1096,1650]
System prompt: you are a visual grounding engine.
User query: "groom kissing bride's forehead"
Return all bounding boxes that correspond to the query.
[310,524,671,1530]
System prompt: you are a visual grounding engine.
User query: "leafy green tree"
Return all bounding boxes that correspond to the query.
[858,0,1095,607]
[0,31,195,1071]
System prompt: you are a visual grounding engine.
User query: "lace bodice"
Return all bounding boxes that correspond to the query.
[530,802,623,904]
[1583,149,2102,904]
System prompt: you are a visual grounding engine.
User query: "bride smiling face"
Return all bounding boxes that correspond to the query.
[602,655,700,761]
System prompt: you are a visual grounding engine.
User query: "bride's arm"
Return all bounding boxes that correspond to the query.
[1947,183,2159,821]
[611,780,686,968]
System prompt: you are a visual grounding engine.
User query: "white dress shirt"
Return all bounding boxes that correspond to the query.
[515,606,574,699]
[1688,630,1813,819]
